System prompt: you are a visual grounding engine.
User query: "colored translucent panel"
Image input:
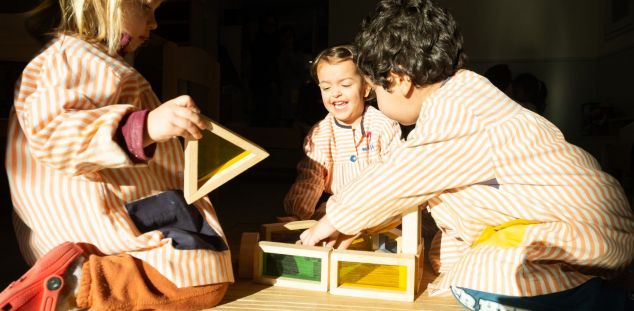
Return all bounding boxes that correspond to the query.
[337,262,407,291]
[197,130,249,187]
[262,253,322,282]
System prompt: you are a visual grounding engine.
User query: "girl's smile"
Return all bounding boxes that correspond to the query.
[316,59,370,127]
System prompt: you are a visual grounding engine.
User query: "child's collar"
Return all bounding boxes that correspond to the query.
[333,106,367,137]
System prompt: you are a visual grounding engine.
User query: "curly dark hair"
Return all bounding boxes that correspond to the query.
[354,0,466,90]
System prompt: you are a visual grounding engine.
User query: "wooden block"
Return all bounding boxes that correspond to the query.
[238,232,259,279]
[401,205,421,254]
[183,116,268,204]
[254,241,331,292]
[261,220,317,241]
[415,242,425,294]
[329,246,422,302]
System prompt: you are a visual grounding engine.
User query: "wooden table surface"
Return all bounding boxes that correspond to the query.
[209,260,463,311]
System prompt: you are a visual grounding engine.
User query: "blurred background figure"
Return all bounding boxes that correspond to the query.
[484,63,512,96]
[511,72,548,115]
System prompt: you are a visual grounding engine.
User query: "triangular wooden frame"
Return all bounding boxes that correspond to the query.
[184,117,269,204]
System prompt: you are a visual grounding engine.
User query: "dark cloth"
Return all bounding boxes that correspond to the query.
[125,190,228,251]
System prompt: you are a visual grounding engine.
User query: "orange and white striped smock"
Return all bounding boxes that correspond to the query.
[326,69,634,296]
[284,106,401,220]
[5,35,233,288]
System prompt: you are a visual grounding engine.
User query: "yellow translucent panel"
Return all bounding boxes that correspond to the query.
[338,261,407,291]
[197,130,250,187]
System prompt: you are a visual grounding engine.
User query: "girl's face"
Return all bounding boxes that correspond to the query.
[316,60,370,126]
[121,0,163,53]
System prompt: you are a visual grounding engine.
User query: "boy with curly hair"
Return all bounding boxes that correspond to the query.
[300,0,634,309]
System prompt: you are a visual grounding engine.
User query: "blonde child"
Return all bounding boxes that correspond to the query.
[279,45,401,233]
[301,0,634,310]
[0,0,231,310]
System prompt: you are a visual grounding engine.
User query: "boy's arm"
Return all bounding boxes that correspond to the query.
[379,120,403,158]
[325,101,495,235]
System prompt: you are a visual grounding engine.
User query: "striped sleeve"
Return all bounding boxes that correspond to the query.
[326,97,495,235]
[378,116,402,158]
[15,47,140,176]
[283,125,330,220]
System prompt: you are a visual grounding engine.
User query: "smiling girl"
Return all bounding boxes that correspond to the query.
[279,45,402,246]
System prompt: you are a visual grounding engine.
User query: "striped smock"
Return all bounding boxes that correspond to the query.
[284,106,401,220]
[325,69,634,296]
[5,35,233,287]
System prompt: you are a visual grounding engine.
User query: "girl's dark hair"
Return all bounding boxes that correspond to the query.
[310,44,375,101]
[310,44,356,82]
[354,0,466,90]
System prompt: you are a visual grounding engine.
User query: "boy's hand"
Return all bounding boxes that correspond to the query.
[333,233,361,249]
[299,215,339,247]
[146,95,208,145]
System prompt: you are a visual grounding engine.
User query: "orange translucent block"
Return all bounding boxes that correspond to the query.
[337,261,408,292]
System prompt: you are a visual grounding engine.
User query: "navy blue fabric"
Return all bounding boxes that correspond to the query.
[452,278,630,311]
[125,190,228,251]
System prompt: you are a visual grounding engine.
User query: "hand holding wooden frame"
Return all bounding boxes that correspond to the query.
[183,116,269,204]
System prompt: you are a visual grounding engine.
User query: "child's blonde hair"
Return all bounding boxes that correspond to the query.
[28,0,129,55]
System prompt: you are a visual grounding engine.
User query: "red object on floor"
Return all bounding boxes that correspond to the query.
[0,242,83,311]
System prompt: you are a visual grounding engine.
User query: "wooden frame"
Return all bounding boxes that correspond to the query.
[329,206,423,302]
[183,117,268,204]
[261,220,317,242]
[328,246,423,302]
[253,220,331,291]
[254,241,332,292]
[238,232,260,279]
[249,208,423,299]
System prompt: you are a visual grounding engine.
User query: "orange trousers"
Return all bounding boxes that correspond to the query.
[76,254,228,311]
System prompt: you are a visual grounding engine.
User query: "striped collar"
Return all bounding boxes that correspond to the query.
[333,106,367,137]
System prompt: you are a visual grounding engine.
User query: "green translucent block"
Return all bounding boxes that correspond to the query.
[338,261,407,291]
[262,253,322,281]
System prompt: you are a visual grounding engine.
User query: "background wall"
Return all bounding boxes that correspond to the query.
[328,0,634,145]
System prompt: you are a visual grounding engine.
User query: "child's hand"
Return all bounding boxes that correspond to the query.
[299,215,338,247]
[333,233,361,249]
[146,95,208,144]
